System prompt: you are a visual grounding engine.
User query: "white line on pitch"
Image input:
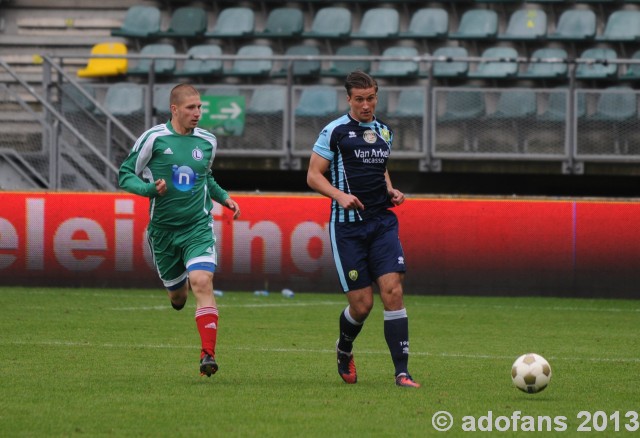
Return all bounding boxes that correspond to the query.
[5,340,640,364]
[108,301,344,311]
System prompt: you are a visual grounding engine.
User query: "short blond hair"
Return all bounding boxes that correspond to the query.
[170,83,199,106]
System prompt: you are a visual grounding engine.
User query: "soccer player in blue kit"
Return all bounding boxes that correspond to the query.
[306,71,420,388]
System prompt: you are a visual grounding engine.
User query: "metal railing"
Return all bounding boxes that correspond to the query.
[2,51,640,190]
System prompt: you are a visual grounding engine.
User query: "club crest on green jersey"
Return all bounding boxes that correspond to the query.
[192,148,204,161]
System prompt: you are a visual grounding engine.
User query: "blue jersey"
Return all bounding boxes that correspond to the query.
[312,113,394,223]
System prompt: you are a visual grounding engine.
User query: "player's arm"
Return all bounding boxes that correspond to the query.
[307,152,364,211]
[206,173,240,219]
[118,151,164,197]
[385,169,404,206]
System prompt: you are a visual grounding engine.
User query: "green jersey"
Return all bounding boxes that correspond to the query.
[118,121,229,230]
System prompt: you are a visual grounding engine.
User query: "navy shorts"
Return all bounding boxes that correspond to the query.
[329,210,406,292]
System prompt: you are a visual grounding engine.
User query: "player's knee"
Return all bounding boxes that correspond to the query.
[380,285,404,310]
[188,272,213,292]
[351,301,373,321]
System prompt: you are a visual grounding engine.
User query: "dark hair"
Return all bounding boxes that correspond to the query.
[344,70,378,96]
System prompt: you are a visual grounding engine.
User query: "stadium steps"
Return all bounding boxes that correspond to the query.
[0,110,43,151]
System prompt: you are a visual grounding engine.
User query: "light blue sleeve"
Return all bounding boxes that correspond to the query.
[312,124,335,161]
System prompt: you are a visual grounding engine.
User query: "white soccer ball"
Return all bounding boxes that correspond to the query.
[511,353,552,394]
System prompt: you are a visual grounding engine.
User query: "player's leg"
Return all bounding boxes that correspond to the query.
[147,227,189,310]
[336,286,373,384]
[188,268,219,377]
[167,280,188,310]
[330,221,373,383]
[180,218,219,377]
[371,212,420,388]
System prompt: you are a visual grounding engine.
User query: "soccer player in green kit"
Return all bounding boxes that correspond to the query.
[119,83,240,377]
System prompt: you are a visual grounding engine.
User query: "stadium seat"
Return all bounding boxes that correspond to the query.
[370,46,420,79]
[587,87,637,122]
[518,48,568,80]
[488,89,537,119]
[246,86,287,149]
[204,86,241,97]
[351,8,400,39]
[432,46,469,79]
[621,50,640,80]
[449,9,499,41]
[60,83,96,114]
[205,7,255,38]
[438,89,486,122]
[272,45,321,78]
[576,48,618,80]
[100,82,144,117]
[77,42,127,78]
[468,47,519,79]
[173,44,223,78]
[387,88,425,118]
[374,89,390,119]
[257,7,304,38]
[582,86,637,154]
[537,89,586,122]
[398,8,448,41]
[225,45,273,77]
[547,9,596,41]
[497,8,547,41]
[126,43,176,76]
[596,10,640,42]
[321,45,371,77]
[475,0,522,3]
[111,5,161,39]
[247,86,286,116]
[437,88,486,152]
[153,7,207,39]
[486,89,537,153]
[152,84,173,120]
[295,86,338,117]
[302,7,351,39]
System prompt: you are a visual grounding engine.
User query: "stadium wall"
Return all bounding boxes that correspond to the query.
[1,192,639,299]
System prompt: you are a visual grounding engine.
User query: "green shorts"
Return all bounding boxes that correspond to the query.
[146,217,217,289]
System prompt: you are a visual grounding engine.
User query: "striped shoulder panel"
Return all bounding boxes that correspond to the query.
[193,127,217,144]
[132,124,170,153]
[324,114,351,137]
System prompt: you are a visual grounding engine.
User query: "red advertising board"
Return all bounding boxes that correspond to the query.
[1,192,639,297]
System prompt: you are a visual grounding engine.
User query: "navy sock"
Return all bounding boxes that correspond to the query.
[337,306,364,353]
[383,308,409,376]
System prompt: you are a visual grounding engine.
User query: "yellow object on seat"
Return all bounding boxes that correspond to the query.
[77,42,127,78]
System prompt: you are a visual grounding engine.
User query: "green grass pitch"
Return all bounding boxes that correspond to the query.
[1,287,638,437]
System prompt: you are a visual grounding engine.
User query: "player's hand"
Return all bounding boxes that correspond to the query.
[155,179,167,196]
[389,188,405,206]
[336,193,365,211]
[225,198,241,219]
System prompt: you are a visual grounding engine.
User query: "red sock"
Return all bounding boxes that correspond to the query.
[195,306,219,359]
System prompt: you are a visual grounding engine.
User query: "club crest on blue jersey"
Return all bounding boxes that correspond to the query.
[171,165,196,192]
[380,128,391,142]
[363,130,377,144]
[192,148,204,161]
[348,270,358,281]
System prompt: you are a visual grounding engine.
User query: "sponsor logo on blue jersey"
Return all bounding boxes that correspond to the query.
[171,165,196,192]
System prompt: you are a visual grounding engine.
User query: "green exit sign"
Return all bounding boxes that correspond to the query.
[200,95,245,136]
